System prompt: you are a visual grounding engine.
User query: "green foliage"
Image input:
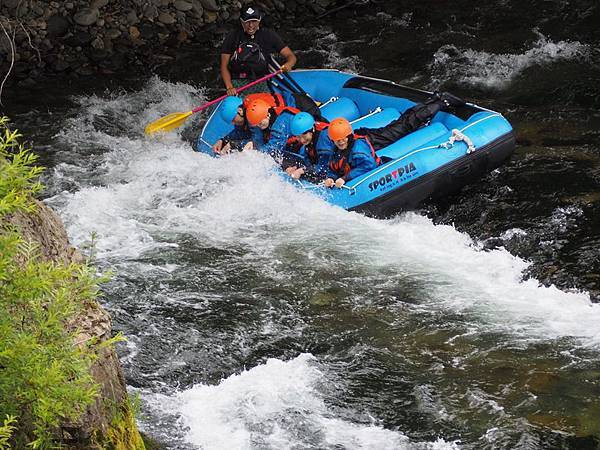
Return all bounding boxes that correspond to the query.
[103,398,146,450]
[0,117,43,215]
[0,415,17,450]
[0,117,103,448]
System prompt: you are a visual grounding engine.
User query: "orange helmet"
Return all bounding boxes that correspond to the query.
[246,98,271,126]
[328,117,352,141]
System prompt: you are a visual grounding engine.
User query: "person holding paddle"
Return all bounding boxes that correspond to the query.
[220,5,297,96]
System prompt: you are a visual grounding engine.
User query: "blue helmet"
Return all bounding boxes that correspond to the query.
[220,96,243,123]
[291,112,315,136]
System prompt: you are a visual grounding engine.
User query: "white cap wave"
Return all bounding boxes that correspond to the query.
[46,77,600,350]
[430,31,589,89]
[168,353,458,450]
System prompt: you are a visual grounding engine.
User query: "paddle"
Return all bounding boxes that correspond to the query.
[269,58,311,98]
[145,70,283,135]
[268,59,325,120]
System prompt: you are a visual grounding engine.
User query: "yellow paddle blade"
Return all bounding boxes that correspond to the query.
[145,111,192,135]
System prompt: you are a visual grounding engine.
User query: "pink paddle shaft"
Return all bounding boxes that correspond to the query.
[191,70,283,114]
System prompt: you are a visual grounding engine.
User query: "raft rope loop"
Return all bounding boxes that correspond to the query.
[439,129,476,154]
[346,113,503,191]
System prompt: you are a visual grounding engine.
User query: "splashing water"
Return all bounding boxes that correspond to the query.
[41,77,600,448]
[293,27,363,73]
[46,77,600,344]
[142,354,459,450]
[430,33,589,89]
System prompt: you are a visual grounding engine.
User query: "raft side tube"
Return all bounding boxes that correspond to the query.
[376,122,449,160]
[320,97,361,122]
[350,131,516,217]
[352,108,400,129]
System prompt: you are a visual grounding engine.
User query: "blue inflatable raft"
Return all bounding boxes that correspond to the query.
[195,69,515,218]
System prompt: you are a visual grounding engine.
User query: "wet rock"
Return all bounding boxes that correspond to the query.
[88,48,108,62]
[203,10,218,23]
[190,0,204,17]
[129,26,140,39]
[73,8,99,26]
[41,38,54,50]
[126,10,139,24]
[53,60,71,72]
[273,0,285,11]
[102,37,113,51]
[0,35,11,54]
[158,12,176,24]
[143,5,159,20]
[174,0,193,12]
[3,0,20,10]
[91,36,104,49]
[46,14,70,38]
[75,65,95,76]
[0,0,335,85]
[33,5,45,16]
[177,30,189,43]
[310,3,326,14]
[3,201,144,445]
[139,23,157,39]
[64,31,94,47]
[91,0,111,8]
[108,52,127,68]
[200,0,219,12]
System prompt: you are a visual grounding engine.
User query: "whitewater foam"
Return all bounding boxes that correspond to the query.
[46,78,600,348]
[166,354,459,450]
[430,32,589,89]
[42,74,600,449]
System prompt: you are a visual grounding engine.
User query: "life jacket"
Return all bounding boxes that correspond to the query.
[273,105,301,116]
[261,106,301,142]
[286,121,328,164]
[228,35,268,79]
[243,92,285,110]
[328,134,380,177]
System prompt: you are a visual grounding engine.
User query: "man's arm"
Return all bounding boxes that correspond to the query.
[220,53,237,96]
[279,47,297,72]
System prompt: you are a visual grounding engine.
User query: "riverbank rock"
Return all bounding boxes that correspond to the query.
[0,0,339,83]
[3,200,145,448]
[73,7,100,26]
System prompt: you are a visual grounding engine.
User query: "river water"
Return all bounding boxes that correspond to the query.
[4,0,600,448]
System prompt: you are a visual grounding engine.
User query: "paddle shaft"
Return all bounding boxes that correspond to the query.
[269,58,310,97]
[191,70,282,114]
[280,70,308,97]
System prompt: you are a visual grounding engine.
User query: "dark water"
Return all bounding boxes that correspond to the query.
[3,1,600,448]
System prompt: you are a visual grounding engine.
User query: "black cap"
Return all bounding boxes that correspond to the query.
[240,5,262,22]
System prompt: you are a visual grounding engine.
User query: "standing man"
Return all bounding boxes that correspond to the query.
[220,4,297,96]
